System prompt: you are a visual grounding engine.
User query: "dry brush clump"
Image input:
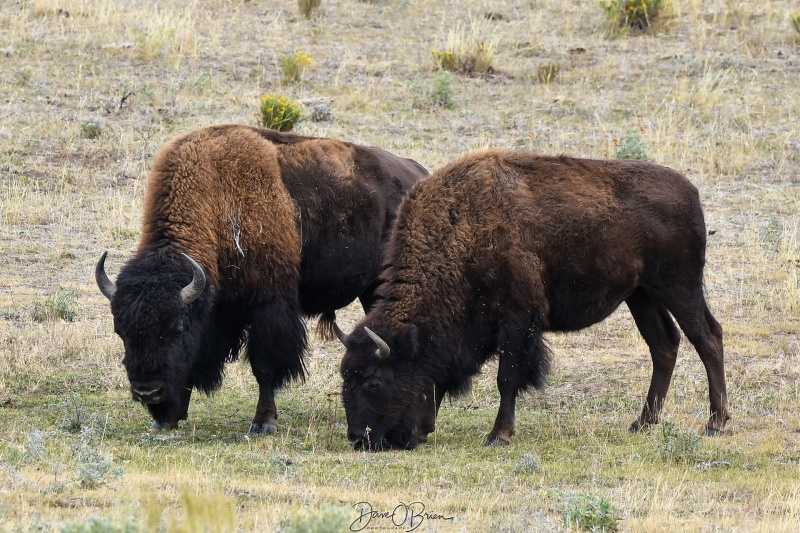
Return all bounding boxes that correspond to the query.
[431,17,501,76]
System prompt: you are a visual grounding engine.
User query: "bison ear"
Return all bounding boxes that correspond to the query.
[395,324,419,358]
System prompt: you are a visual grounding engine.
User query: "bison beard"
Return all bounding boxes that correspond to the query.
[96,124,427,433]
[338,150,729,450]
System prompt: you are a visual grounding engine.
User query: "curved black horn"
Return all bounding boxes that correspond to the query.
[179,253,206,305]
[364,327,390,360]
[332,321,348,345]
[95,251,117,301]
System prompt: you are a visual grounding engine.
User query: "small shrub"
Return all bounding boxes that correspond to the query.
[513,452,540,474]
[430,69,456,108]
[431,50,459,72]
[80,121,102,139]
[600,0,665,31]
[258,94,302,132]
[791,13,800,35]
[658,421,701,464]
[409,70,456,109]
[278,505,351,533]
[280,51,313,84]
[74,430,123,489]
[60,516,140,533]
[31,287,78,322]
[615,130,648,160]
[298,0,321,19]
[560,492,621,532]
[536,62,561,84]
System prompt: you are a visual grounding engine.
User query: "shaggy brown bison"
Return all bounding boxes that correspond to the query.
[95,124,427,433]
[336,150,729,450]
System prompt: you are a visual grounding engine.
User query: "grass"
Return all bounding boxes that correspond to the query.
[1,0,800,530]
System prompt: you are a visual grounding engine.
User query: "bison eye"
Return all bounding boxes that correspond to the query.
[367,379,382,391]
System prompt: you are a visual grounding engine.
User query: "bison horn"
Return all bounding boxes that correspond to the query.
[95,251,117,301]
[332,321,348,345]
[364,327,390,360]
[179,253,206,305]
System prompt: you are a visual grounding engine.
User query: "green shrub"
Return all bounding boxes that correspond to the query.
[560,492,621,532]
[31,287,78,322]
[600,0,665,31]
[791,13,800,35]
[298,0,321,19]
[658,421,701,464]
[615,130,648,160]
[258,94,302,132]
[279,505,351,533]
[80,121,102,139]
[280,51,313,84]
[409,69,456,109]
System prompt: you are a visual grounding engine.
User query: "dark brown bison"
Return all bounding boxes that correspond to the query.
[336,150,729,450]
[95,124,427,433]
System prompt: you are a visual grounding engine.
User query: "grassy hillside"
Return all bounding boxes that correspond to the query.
[1,0,799,530]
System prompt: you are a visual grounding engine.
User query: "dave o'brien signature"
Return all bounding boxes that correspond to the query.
[350,501,455,532]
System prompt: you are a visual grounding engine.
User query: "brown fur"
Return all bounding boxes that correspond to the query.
[340,150,728,450]
[102,124,427,432]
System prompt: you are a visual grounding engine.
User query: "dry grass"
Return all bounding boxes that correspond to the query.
[1,0,800,530]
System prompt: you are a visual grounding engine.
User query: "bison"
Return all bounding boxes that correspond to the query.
[95,124,427,433]
[336,150,729,450]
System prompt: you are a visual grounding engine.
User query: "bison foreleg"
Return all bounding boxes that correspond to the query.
[247,299,307,435]
[416,383,445,441]
[486,314,550,446]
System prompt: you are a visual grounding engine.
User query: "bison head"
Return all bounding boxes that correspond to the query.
[337,323,434,451]
[96,251,206,429]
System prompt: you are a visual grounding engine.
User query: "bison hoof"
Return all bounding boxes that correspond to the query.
[249,423,277,435]
[150,421,177,430]
[484,433,512,446]
[703,427,724,437]
[628,420,654,433]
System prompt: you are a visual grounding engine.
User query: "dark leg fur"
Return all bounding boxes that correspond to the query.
[486,312,550,446]
[247,298,307,434]
[654,285,730,434]
[626,287,681,432]
[417,383,445,440]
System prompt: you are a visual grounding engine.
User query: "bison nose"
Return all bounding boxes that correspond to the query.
[131,384,166,404]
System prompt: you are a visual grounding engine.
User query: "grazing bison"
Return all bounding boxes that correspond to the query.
[336,150,729,450]
[95,124,427,433]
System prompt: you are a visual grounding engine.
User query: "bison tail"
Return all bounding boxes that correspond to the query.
[315,310,338,341]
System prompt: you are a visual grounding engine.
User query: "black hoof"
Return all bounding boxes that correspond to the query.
[629,421,652,433]
[704,427,723,437]
[249,423,277,435]
[484,437,511,447]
